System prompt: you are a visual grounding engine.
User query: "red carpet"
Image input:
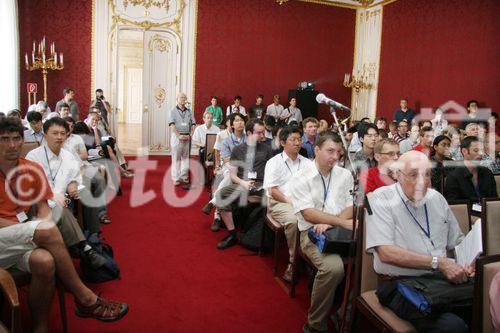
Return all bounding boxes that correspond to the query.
[41,156,310,332]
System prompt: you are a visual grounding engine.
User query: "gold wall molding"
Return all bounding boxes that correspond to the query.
[148,34,171,53]
[109,0,186,34]
[286,0,399,10]
[154,84,166,107]
[123,0,170,11]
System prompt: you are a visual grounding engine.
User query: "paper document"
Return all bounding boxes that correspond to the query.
[455,219,483,267]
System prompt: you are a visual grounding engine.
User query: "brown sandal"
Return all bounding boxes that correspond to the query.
[75,296,129,322]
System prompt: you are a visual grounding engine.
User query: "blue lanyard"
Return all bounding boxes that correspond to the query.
[281,153,301,175]
[397,188,434,247]
[43,147,62,185]
[320,170,332,210]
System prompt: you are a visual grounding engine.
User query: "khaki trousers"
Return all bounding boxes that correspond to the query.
[269,199,297,264]
[54,207,86,248]
[300,231,344,331]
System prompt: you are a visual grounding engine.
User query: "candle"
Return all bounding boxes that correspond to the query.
[32,51,35,64]
[25,53,28,66]
[54,52,57,66]
[42,53,45,64]
[33,41,35,52]
[60,53,64,65]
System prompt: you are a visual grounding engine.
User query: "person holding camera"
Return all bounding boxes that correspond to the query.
[90,89,111,125]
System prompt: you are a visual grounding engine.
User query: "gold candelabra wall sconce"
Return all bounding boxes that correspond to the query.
[25,37,64,103]
[343,63,376,117]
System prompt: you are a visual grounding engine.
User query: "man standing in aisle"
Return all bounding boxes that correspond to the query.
[55,87,80,121]
[169,92,196,186]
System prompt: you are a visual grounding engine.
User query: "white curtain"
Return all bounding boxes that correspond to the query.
[0,0,19,113]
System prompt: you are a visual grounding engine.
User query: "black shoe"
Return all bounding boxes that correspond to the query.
[217,233,238,250]
[202,202,214,215]
[84,249,107,268]
[68,245,82,259]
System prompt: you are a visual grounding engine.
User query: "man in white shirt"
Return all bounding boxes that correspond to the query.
[266,95,285,121]
[264,126,312,281]
[24,111,44,144]
[290,131,354,333]
[26,118,106,267]
[285,97,303,124]
[192,111,221,152]
[225,95,247,117]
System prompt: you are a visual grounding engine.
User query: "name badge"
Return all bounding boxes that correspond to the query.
[16,211,28,223]
[472,203,482,212]
[181,122,188,127]
[248,171,257,180]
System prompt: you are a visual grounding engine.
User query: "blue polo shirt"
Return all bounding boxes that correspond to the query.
[301,135,316,159]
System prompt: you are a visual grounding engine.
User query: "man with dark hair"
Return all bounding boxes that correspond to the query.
[290,130,354,333]
[248,94,266,120]
[226,95,247,117]
[460,99,488,130]
[55,87,80,120]
[90,89,110,124]
[393,98,414,124]
[24,111,44,144]
[266,95,286,121]
[393,120,409,144]
[353,122,379,171]
[58,102,70,118]
[444,136,497,203]
[376,116,387,130]
[264,126,313,281]
[360,138,399,194]
[0,118,128,331]
[412,126,434,156]
[204,96,223,127]
[301,117,319,159]
[215,118,273,249]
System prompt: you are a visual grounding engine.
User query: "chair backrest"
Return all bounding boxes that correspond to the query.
[495,175,500,198]
[473,254,500,333]
[20,141,39,158]
[355,204,378,295]
[205,134,217,160]
[482,198,500,256]
[449,201,471,235]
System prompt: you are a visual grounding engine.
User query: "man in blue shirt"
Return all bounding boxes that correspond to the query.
[393,98,414,124]
[301,117,318,159]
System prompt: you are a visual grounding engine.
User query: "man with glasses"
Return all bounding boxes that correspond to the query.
[360,138,399,194]
[393,120,409,144]
[367,150,472,332]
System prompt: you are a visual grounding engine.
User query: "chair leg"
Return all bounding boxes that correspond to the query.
[57,284,68,333]
[259,218,267,257]
[273,231,280,276]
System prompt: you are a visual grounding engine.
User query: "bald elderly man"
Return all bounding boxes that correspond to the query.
[366,151,473,333]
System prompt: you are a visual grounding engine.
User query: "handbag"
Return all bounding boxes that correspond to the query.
[308,226,356,257]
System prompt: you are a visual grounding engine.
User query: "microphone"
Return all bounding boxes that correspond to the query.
[316,93,351,112]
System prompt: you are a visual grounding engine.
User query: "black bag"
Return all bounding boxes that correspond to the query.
[308,226,356,257]
[376,273,474,321]
[239,205,272,252]
[80,233,120,283]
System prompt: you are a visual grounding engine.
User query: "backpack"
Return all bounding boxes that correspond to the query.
[80,233,120,283]
[239,205,273,252]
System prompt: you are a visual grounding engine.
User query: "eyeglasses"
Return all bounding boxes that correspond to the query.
[379,151,400,157]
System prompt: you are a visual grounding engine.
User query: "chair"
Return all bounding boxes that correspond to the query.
[204,134,218,187]
[259,203,285,277]
[481,198,500,256]
[449,201,472,235]
[7,269,68,333]
[0,268,20,333]
[20,142,39,158]
[289,226,317,298]
[352,206,417,333]
[472,254,500,333]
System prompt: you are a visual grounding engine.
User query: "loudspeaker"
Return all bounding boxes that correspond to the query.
[288,89,319,121]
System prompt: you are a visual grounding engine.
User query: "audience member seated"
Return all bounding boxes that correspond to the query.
[430,135,453,193]
[301,117,319,159]
[352,122,379,171]
[444,136,498,204]
[393,98,414,124]
[0,118,128,331]
[318,119,329,134]
[266,95,286,122]
[464,122,480,138]
[285,97,303,124]
[215,119,273,249]
[24,111,44,144]
[290,131,354,333]
[448,130,464,161]
[431,107,448,136]
[375,116,387,130]
[7,109,28,130]
[204,96,223,127]
[248,94,266,120]
[58,102,71,118]
[387,120,398,139]
[226,95,247,117]
[348,118,371,153]
[192,111,220,175]
[263,114,275,141]
[393,120,409,144]
[263,126,313,282]
[359,138,399,194]
[399,124,420,154]
[412,126,434,156]
[481,133,500,175]
[366,151,472,332]
[460,100,488,130]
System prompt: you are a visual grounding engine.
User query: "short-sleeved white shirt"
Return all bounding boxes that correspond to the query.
[192,124,220,147]
[366,183,464,277]
[290,162,354,231]
[266,103,285,118]
[263,151,312,198]
[214,129,230,152]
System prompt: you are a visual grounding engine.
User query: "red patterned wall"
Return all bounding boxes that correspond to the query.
[18,0,92,117]
[195,0,355,122]
[377,0,500,121]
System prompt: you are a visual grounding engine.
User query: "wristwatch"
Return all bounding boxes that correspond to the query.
[431,256,439,271]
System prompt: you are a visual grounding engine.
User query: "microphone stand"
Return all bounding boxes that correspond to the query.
[329,105,359,333]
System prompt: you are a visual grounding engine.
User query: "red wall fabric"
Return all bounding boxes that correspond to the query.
[195,0,355,122]
[377,0,500,122]
[18,0,92,117]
